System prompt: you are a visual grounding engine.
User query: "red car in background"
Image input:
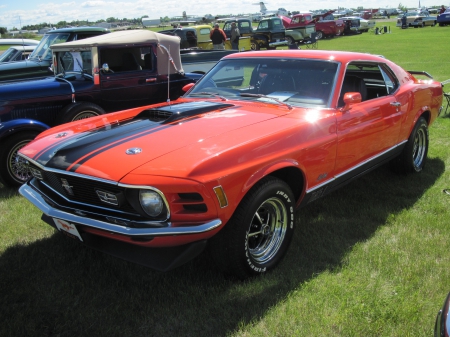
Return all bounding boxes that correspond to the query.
[19,50,443,279]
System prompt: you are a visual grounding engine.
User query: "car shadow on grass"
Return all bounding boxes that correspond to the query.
[0,158,445,337]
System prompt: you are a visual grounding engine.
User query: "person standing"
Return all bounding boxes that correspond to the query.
[230,22,240,50]
[440,5,446,14]
[210,23,227,50]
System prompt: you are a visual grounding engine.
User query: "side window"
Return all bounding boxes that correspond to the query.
[379,65,399,94]
[100,47,145,73]
[342,62,400,104]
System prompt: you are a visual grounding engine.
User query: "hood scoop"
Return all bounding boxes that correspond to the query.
[136,101,234,124]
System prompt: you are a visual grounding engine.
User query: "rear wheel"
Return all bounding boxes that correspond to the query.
[315,31,323,39]
[251,42,260,50]
[285,36,294,45]
[0,131,39,187]
[390,117,428,174]
[210,176,295,279]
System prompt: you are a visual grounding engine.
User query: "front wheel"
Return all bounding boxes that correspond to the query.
[0,132,40,187]
[251,42,260,50]
[209,176,295,279]
[390,117,429,174]
[59,102,105,124]
[315,31,323,40]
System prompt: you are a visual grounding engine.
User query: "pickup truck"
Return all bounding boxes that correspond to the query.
[0,27,109,81]
[251,17,287,50]
[281,11,344,40]
[0,30,202,187]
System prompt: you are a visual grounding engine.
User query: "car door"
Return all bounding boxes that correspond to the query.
[100,46,160,111]
[334,62,403,176]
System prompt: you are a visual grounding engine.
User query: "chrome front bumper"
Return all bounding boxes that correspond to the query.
[19,183,222,237]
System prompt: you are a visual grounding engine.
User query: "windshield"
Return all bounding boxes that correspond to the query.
[0,48,18,62]
[29,33,70,61]
[187,58,339,108]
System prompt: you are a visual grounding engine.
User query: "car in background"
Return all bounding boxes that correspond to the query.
[437,8,450,26]
[0,45,36,62]
[341,16,376,32]
[18,50,443,279]
[0,27,109,81]
[434,291,450,336]
[0,30,199,187]
[396,11,437,27]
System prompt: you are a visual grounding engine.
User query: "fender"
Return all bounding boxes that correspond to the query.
[0,119,50,140]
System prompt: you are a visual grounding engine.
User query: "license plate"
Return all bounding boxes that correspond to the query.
[53,218,83,241]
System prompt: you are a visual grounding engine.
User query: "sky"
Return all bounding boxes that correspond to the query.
[0,0,439,30]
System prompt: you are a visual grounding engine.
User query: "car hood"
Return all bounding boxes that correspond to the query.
[0,58,49,81]
[22,100,297,182]
[0,76,73,101]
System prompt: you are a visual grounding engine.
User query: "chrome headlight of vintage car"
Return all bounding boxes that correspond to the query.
[139,189,164,217]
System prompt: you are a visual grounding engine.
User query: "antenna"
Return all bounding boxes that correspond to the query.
[167,45,171,105]
[19,16,26,55]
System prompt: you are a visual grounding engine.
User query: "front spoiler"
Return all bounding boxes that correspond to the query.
[19,183,222,238]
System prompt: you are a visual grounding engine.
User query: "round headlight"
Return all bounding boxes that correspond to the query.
[139,189,164,217]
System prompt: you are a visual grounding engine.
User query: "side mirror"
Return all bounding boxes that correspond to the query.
[182,82,195,92]
[341,92,362,112]
[102,63,111,72]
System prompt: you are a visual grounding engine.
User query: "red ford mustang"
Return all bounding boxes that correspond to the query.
[18,50,443,279]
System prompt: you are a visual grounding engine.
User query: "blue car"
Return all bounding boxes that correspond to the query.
[437,8,450,26]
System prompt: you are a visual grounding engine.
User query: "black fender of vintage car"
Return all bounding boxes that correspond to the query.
[0,119,49,140]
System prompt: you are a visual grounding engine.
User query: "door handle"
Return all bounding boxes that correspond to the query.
[146,78,157,83]
[390,102,401,107]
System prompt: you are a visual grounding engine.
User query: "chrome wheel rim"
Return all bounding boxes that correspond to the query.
[247,197,288,264]
[8,140,32,183]
[413,127,426,168]
[72,110,100,121]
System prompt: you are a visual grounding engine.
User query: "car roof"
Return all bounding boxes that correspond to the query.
[8,45,36,51]
[45,27,110,34]
[223,50,389,64]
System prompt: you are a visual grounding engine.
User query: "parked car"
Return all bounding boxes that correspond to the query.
[437,8,450,26]
[396,11,437,27]
[0,30,200,187]
[18,50,443,279]
[340,16,376,32]
[0,45,35,62]
[0,27,109,81]
[341,17,363,34]
[434,291,450,336]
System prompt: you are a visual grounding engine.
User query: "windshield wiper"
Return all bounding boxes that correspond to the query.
[189,92,227,101]
[240,93,293,110]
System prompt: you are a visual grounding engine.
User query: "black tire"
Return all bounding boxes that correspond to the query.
[251,42,260,50]
[59,102,105,124]
[390,117,429,174]
[285,36,294,45]
[315,31,323,40]
[209,176,295,279]
[0,131,40,187]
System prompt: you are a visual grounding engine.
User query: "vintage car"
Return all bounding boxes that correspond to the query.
[18,50,443,279]
[0,30,200,187]
[340,16,376,32]
[437,8,450,26]
[396,11,437,27]
[0,27,109,81]
[434,291,450,336]
[341,17,363,34]
[0,45,35,62]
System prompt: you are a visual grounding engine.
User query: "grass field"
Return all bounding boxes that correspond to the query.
[1,21,450,337]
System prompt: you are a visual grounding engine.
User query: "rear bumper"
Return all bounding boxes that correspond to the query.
[268,40,288,47]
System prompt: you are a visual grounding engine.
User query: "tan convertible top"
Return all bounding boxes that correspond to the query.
[50,30,184,74]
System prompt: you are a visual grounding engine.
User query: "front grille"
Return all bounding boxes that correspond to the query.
[10,105,63,126]
[33,166,136,213]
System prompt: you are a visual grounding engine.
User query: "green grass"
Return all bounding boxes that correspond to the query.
[1,21,450,337]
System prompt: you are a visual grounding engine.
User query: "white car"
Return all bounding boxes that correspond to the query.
[0,45,36,62]
[341,16,376,32]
